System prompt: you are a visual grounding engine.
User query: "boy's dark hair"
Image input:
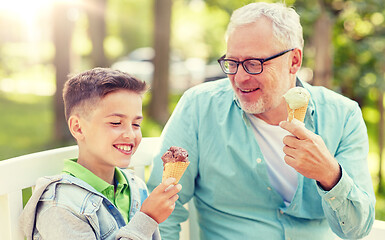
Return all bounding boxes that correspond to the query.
[63,67,147,120]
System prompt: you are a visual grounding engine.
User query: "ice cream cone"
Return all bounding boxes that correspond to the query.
[162,162,190,184]
[283,87,310,123]
[286,103,308,122]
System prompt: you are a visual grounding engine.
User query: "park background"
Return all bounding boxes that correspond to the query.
[0,0,384,221]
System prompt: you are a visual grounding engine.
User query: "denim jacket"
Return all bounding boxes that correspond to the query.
[20,170,161,240]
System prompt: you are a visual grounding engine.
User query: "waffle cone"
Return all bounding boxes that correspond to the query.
[286,103,308,122]
[162,162,190,184]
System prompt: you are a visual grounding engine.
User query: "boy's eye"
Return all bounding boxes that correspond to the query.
[133,123,141,127]
[110,122,121,126]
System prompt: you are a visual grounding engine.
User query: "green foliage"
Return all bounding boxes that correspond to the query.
[106,0,153,60]
[172,0,230,61]
[375,193,385,220]
[72,14,93,58]
[331,0,385,100]
[0,93,53,160]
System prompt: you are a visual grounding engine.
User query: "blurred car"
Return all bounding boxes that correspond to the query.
[204,62,227,82]
[111,47,226,92]
[111,47,189,91]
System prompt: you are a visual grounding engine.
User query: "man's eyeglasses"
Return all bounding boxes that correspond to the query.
[217,48,295,75]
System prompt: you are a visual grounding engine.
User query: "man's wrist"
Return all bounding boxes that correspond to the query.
[318,164,342,191]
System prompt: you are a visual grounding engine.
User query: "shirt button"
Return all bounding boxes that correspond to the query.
[267,187,272,191]
[256,158,262,163]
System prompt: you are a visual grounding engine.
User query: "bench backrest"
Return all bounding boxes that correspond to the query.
[0,137,164,240]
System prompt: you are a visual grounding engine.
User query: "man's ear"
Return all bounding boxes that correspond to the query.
[68,115,84,141]
[289,48,302,74]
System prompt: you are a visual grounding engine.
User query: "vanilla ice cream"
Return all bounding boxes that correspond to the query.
[283,87,310,109]
[283,87,310,122]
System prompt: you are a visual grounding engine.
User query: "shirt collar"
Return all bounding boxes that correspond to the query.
[296,77,315,132]
[62,159,128,193]
[114,166,128,186]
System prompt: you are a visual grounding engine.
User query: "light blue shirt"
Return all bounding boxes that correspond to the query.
[247,114,298,207]
[147,78,376,240]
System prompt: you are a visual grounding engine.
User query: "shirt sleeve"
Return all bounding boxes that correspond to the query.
[36,204,160,240]
[36,206,98,240]
[116,212,160,240]
[147,90,199,240]
[316,102,376,239]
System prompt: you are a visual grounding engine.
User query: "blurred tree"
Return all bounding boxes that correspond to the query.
[85,0,108,67]
[377,91,385,193]
[53,1,75,143]
[171,0,229,62]
[311,0,338,88]
[106,0,153,59]
[302,0,385,187]
[205,0,256,15]
[149,0,172,125]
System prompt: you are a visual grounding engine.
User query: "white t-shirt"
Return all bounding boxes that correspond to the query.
[247,114,298,206]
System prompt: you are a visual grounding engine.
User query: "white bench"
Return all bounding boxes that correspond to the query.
[1,137,384,240]
[0,137,195,240]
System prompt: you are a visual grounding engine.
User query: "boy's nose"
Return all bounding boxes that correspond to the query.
[122,127,135,139]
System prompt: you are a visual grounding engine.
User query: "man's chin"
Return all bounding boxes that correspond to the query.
[239,100,265,115]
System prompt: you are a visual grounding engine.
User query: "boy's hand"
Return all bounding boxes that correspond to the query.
[140,177,182,223]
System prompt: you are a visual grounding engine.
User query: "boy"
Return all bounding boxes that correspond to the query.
[20,68,181,239]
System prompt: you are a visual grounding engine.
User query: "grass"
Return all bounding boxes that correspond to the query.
[0,92,53,160]
[1,91,385,220]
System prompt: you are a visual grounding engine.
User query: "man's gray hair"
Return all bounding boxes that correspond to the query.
[225,2,304,50]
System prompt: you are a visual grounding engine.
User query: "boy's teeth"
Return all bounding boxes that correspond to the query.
[117,145,131,151]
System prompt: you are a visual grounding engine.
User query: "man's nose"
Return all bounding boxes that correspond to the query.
[233,64,251,83]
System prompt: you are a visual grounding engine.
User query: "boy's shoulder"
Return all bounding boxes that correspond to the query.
[33,175,103,211]
[20,174,103,231]
[30,171,148,208]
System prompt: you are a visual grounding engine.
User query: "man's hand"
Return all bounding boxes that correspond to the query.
[140,177,182,223]
[279,119,341,191]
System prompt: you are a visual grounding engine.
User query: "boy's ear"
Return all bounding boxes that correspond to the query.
[68,115,84,141]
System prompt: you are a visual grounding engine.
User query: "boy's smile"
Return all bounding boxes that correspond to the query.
[114,144,133,155]
[72,89,143,184]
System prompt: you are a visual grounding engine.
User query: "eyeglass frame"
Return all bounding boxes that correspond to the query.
[217,48,295,75]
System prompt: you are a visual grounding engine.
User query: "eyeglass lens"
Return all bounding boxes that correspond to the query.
[222,59,262,74]
[219,48,294,75]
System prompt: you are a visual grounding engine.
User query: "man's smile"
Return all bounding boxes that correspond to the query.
[239,87,260,93]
